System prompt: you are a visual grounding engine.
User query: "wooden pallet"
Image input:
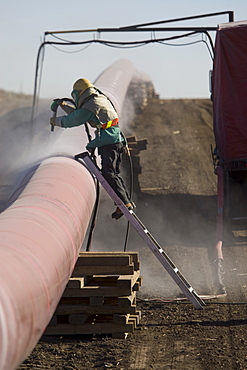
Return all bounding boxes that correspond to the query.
[124,136,148,193]
[45,252,141,338]
[125,135,148,156]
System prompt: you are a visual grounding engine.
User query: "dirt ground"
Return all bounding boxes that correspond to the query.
[2,91,247,369]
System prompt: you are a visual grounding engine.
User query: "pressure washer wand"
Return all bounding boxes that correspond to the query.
[50,98,76,132]
[51,118,54,131]
[51,108,57,132]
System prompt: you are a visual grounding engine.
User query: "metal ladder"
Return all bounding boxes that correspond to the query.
[75,152,206,309]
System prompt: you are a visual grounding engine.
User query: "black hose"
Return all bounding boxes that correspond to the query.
[123,143,134,252]
[83,122,101,252]
[86,177,100,251]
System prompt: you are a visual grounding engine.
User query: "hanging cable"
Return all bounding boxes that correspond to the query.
[84,124,101,252]
[31,29,215,127]
[120,133,134,252]
[50,43,91,53]
[124,146,134,252]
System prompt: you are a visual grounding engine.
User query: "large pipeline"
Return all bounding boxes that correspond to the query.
[0,59,140,369]
[0,158,96,370]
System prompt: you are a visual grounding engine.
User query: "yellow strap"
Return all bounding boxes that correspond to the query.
[105,120,112,129]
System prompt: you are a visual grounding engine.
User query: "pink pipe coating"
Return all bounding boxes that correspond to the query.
[0,157,96,370]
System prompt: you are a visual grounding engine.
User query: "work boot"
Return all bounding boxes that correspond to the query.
[111,207,123,220]
[111,202,136,220]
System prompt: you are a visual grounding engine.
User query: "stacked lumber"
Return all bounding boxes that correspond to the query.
[124,135,148,192]
[126,135,148,157]
[45,252,141,338]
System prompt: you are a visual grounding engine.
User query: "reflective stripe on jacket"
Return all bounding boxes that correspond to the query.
[101,118,119,129]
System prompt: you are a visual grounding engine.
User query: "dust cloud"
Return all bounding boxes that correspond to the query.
[0,100,91,211]
[0,102,52,208]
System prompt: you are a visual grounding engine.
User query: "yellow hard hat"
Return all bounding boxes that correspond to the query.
[73,78,93,97]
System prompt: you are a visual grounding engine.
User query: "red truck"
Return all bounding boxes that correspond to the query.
[212,20,247,292]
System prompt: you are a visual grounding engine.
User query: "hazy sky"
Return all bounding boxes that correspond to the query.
[1,0,246,99]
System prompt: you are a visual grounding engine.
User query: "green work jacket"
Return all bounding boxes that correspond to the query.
[60,88,124,149]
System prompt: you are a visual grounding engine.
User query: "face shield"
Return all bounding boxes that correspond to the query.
[71,90,79,107]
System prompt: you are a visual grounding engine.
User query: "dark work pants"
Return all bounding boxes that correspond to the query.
[98,142,131,205]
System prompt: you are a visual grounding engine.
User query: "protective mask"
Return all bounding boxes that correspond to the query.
[71,90,79,107]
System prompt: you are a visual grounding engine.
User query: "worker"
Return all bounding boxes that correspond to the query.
[50,78,135,220]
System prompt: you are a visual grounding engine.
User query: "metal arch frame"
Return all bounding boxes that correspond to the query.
[44,10,234,52]
[45,11,234,35]
[32,11,234,125]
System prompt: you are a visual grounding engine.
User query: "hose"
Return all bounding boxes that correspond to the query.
[122,137,134,252]
[84,122,101,252]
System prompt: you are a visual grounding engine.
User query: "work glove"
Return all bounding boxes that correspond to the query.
[123,145,130,155]
[50,116,63,128]
[50,99,62,112]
